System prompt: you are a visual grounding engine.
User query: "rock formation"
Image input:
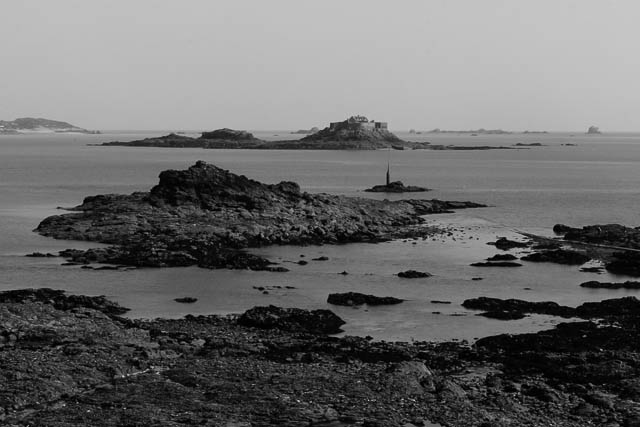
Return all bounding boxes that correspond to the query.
[364,181,430,193]
[587,126,602,134]
[36,161,485,269]
[327,292,403,306]
[7,289,640,425]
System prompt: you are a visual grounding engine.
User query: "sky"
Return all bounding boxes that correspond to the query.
[1,0,639,131]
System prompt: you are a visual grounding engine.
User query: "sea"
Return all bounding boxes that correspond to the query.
[1,130,639,342]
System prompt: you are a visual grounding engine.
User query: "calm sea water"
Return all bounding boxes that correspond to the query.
[1,130,639,341]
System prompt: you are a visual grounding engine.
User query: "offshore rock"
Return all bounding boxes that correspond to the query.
[101,133,205,147]
[236,305,345,334]
[470,261,522,267]
[486,254,518,261]
[397,270,432,278]
[327,292,403,306]
[364,181,430,193]
[605,251,640,276]
[463,297,576,317]
[521,249,591,265]
[555,223,640,249]
[580,280,640,289]
[487,237,530,250]
[36,161,485,270]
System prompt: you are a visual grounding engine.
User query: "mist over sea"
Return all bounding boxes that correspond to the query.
[1,131,639,341]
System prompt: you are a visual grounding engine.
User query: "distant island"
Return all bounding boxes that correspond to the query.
[103,116,429,150]
[290,126,319,135]
[587,125,602,134]
[100,115,531,151]
[427,128,512,135]
[0,117,99,134]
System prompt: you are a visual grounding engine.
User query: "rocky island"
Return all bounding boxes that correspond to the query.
[587,125,602,135]
[0,117,99,134]
[36,161,485,270]
[365,181,430,193]
[100,116,430,150]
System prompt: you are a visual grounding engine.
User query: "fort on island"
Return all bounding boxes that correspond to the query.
[329,115,388,131]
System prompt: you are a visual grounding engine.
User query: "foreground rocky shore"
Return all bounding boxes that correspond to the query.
[35,161,484,270]
[3,288,640,426]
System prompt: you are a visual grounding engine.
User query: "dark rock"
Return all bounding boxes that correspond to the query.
[327,292,403,307]
[486,254,518,261]
[174,297,198,303]
[580,266,604,273]
[557,223,640,250]
[471,261,522,267]
[36,161,485,271]
[576,296,640,318]
[25,252,57,258]
[0,288,129,316]
[471,277,483,281]
[364,181,430,193]
[580,280,640,289]
[606,251,640,276]
[297,260,308,265]
[200,128,259,142]
[312,256,329,261]
[478,310,526,320]
[237,305,345,334]
[101,133,204,147]
[553,224,577,234]
[488,237,529,250]
[431,300,451,304]
[531,242,562,250]
[463,297,575,317]
[521,249,590,265]
[397,270,431,278]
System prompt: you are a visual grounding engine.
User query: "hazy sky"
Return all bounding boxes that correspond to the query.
[2,0,639,131]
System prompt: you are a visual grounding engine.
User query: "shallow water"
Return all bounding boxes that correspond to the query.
[1,131,639,341]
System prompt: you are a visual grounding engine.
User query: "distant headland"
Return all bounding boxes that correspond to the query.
[0,117,100,134]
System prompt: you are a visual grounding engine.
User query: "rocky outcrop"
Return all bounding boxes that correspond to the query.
[580,280,640,289]
[327,292,403,306]
[236,305,345,334]
[364,181,430,193]
[36,161,486,270]
[397,270,432,278]
[463,297,576,318]
[486,254,518,261]
[101,133,204,147]
[102,129,264,148]
[555,223,640,249]
[0,288,128,317]
[7,290,640,426]
[487,237,530,250]
[605,251,640,276]
[470,261,522,267]
[521,249,590,265]
[587,125,602,134]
